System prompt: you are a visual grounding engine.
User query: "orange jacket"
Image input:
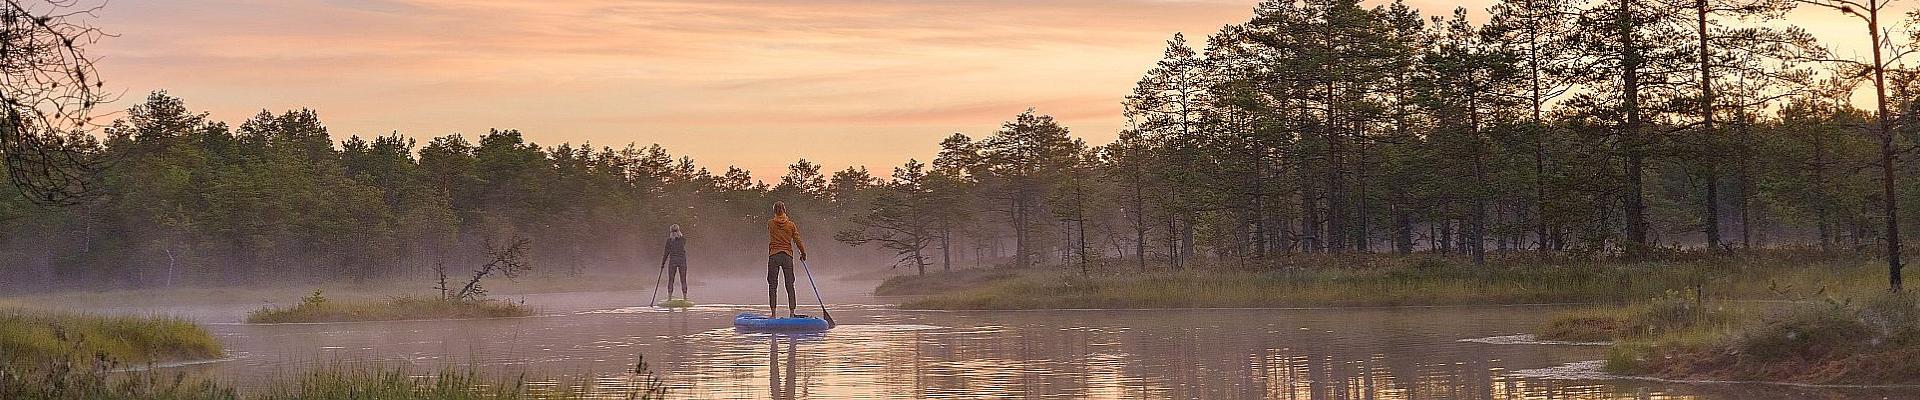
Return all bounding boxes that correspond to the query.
[769,213,806,257]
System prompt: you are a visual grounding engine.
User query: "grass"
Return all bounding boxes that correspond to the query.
[245,291,533,324]
[874,267,1019,296]
[0,354,670,400]
[1535,289,1750,342]
[0,309,224,367]
[0,295,665,399]
[896,252,1882,310]
[1600,293,1920,385]
[249,359,668,400]
[0,273,659,311]
[0,309,231,399]
[1511,258,1920,385]
[1536,308,1635,342]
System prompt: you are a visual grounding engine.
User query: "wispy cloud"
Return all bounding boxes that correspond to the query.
[90,0,1879,177]
[90,0,1260,175]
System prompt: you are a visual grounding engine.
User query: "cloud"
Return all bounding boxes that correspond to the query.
[120,0,1885,178]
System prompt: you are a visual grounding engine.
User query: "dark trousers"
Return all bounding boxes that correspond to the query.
[665,260,688,297]
[767,252,797,314]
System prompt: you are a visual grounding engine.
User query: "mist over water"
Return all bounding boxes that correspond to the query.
[112,276,1913,400]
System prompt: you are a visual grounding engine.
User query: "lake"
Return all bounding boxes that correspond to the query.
[129,278,1915,399]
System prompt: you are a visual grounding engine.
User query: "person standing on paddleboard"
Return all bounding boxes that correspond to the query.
[662,224,689,299]
[767,201,807,317]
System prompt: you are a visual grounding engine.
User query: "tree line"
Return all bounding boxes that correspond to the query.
[837,0,1913,287]
[3,0,1917,290]
[0,92,899,289]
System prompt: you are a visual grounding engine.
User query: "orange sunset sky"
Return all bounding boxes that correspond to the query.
[95,0,1885,178]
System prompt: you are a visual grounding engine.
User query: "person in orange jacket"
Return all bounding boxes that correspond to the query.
[767,201,807,317]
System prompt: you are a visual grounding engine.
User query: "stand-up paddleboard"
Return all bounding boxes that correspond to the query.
[734,312,831,332]
[658,298,695,308]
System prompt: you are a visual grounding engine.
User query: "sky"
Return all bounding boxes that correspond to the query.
[90,0,1883,179]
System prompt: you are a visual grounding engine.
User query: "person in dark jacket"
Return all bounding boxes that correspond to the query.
[663,224,689,299]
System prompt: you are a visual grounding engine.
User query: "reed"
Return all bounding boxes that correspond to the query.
[0,309,223,367]
[245,291,532,324]
[897,252,1881,310]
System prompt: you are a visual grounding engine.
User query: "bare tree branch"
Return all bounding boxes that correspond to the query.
[0,0,113,206]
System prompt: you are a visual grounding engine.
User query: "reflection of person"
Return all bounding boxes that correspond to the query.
[767,202,807,317]
[662,224,689,299]
[769,336,798,400]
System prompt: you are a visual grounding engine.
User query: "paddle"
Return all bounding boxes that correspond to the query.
[798,258,835,327]
[647,257,666,306]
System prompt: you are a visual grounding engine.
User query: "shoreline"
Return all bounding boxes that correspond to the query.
[1513,360,1920,390]
[882,256,1884,311]
[0,273,679,310]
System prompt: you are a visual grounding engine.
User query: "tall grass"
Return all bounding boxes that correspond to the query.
[1536,289,1749,342]
[874,268,1018,296]
[1604,293,1920,384]
[1,354,671,400]
[0,309,223,366]
[246,291,532,323]
[0,309,231,399]
[897,252,1882,309]
[252,357,669,400]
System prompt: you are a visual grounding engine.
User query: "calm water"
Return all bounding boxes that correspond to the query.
[126,279,1918,399]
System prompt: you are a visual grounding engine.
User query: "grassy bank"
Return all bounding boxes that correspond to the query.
[0,306,661,399]
[0,309,231,399]
[0,355,669,400]
[895,253,1880,310]
[0,309,223,367]
[0,273,662,311]
[1533,290,1749,343]
[1577,293,1920,385]
[874,268,1019,296]
[245,291,532,323]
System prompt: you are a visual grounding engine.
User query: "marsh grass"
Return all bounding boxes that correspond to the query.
[1605,293,1920,384]
[250,357,669,400]
[1,273,653,311]
[0,309,223,367]
[874,268,1019,296]
[1537,289,1753,342]
[0,310,230,399]
[0,354,670,400]
[898,252,1880,310]
[245,291,532,324]
[1537,308,1636,342]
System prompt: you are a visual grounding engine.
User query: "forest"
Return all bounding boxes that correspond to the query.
[0,0,1911,291]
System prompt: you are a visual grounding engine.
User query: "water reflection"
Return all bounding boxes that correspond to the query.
[161,290,1920,399]
[768,335,797,400]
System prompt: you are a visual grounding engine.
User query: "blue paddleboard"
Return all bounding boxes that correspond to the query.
[733,312,831,332]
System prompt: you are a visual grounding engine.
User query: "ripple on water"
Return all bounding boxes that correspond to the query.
[1506,360,1619,381]
[112,354,246,372]
[577,306,695,314]
[577,303,896,315]
[1460,334,1611,346]
[827,323,943,333]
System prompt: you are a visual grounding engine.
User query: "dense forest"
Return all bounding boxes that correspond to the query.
[2,0,1914,290]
